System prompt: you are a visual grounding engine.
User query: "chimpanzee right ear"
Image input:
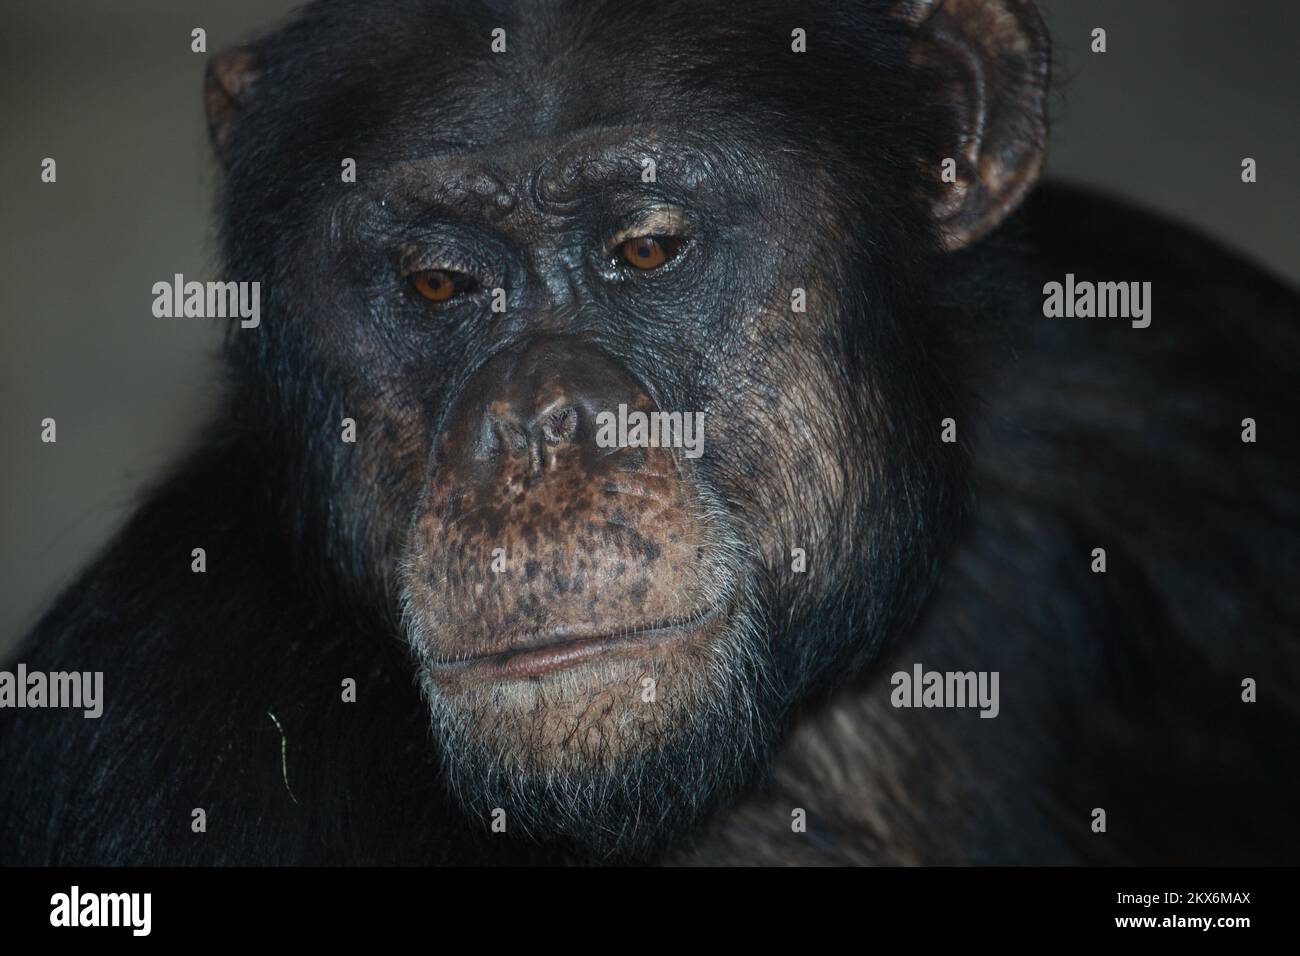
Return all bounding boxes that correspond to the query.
[205,46,262,168]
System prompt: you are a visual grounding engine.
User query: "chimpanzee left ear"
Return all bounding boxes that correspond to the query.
[205,46,263,169]
[901,0,1050,251]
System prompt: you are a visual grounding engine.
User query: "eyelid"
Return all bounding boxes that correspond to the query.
[399,261,476,279]
[607,207,693,248]
[397,243,481,278]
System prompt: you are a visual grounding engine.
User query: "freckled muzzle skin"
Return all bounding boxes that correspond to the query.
[401,337,734,673]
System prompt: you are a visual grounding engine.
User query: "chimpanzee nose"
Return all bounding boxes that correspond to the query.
[487,399,579,454]
[422,337,720,657]
[484,400,581,476]
[440,337,649,480]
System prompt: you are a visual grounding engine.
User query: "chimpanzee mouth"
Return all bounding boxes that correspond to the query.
[426,604,730,683]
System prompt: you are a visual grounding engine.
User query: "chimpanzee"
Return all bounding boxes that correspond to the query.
[2,0,1297,865]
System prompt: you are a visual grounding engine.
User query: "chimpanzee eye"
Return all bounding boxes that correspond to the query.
[618,236,683,271]
[409,269,475,303]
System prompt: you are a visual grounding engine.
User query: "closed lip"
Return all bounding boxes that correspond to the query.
[427,607,725,682]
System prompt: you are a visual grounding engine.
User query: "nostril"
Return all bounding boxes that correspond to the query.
[540,406,579,445]
[490,416,529,456]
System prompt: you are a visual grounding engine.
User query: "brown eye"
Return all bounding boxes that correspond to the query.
[619,236,675,270]
[409,269,464,303]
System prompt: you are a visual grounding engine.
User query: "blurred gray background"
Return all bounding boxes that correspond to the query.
[2,0,1297,657]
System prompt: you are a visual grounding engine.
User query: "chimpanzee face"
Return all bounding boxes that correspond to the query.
[208,0,1046,857]
[372,120,859,857]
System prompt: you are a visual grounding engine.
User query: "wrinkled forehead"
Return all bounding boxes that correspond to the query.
[368,123,781,220]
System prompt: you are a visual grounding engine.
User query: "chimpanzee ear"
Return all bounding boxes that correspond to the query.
[901,0,1050,251]
[205,46,262,168]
